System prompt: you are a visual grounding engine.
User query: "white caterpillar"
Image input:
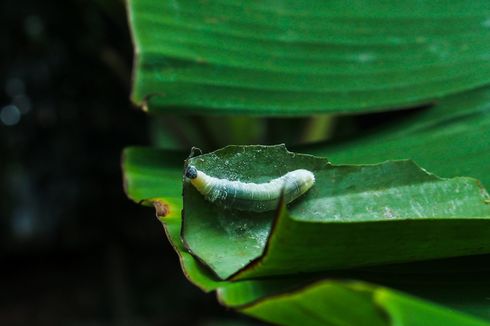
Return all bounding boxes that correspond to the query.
[185,165,315,212]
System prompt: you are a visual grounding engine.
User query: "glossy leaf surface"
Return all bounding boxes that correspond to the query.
[128,0,490,115]
[234,280,489,326]
[182,145,490,280]
[122,146,490,324]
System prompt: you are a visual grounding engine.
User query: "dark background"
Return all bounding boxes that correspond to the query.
[0,0,250,324]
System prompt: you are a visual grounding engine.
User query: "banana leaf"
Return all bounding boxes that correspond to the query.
[221,279,489,326]
[182,145,490,280]
[128,0,490,115]
[122,146,490,324]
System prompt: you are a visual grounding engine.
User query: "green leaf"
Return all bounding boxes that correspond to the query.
[128,0,490,115]
[122,147,222,291]
[231,279,489,326]
[182,145,490,280]
[121,145,490,323]
[306,87,490,188]
[122,147,182,204]
[216,256,490,321]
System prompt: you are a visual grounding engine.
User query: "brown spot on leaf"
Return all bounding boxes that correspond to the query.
[153,200,169,218]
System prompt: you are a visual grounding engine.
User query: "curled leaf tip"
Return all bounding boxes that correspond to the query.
[188,147,203,159]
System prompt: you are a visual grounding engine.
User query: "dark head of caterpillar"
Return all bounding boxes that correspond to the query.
[185,165,198,179]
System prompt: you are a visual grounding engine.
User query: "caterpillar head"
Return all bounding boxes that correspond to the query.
[185,165,198,179]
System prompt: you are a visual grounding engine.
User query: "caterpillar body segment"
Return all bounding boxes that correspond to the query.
[185,165,315,212]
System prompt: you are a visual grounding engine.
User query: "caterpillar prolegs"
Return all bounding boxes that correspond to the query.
[185,165,315,212]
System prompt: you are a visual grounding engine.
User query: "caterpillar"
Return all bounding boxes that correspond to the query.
[185,165,315,212]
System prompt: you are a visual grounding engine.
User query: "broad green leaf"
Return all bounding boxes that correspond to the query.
[217,256,490,321]
[182,145,490,280]
[306,86,490,187]
[232,280,489,326]
[128,0,490,115]
[122,146,490,323]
